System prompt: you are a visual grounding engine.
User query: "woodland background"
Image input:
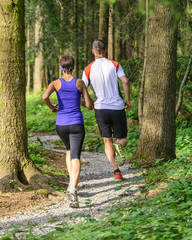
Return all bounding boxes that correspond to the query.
[26,0,192,120]
[0,0,192,239]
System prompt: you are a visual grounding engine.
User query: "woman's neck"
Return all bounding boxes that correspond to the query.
[62,72,74,81]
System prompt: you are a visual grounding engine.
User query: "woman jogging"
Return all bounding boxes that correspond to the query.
[42,55,94,208]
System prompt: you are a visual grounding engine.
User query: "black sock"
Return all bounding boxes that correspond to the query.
[114,168,120,174]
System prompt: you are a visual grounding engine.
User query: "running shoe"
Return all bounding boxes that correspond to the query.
[67,182,72,194]
[114,172,123,182]
[113,141,126,166]
[68,189,79,208]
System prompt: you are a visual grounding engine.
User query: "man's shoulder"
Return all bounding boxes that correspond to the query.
[84,60,96,78]
[105,58,120,70]
[84,60,96,70]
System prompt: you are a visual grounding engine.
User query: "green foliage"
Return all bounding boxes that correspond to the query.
[120,58,142,83]
[26,92,57,132]
[83,134,104,153]
[176,121,192,156]
[176,55,192,115]
[81,107,97,133]
[124,125,140,158]
[28,140,47,166]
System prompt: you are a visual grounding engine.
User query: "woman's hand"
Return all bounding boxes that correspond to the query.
[51,103,58,112]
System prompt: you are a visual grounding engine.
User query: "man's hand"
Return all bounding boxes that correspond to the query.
[125,100,131,110]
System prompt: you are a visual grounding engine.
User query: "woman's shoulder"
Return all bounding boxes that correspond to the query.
[52,79,61,92]
[76,78,85,92]
[76,78,85,86]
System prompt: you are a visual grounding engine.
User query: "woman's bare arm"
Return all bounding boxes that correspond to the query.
[77,79,94,110]
[42,81,58,112]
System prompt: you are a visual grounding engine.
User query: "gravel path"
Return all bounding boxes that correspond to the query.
[0,135,144,238]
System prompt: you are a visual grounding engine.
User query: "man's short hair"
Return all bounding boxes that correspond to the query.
[92,40,105,55]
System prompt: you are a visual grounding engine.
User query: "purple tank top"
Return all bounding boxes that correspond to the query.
[56,77,84,126]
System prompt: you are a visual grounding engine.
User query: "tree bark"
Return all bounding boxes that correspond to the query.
[0,0,63,193]
[133,0,178,164]
[98,0,108,47]
[138,0,148,129]
[108,4,114,59]
[74,0,79,77]
[33,3,44,95]
[26,26,31,95]
[114,2,122,62]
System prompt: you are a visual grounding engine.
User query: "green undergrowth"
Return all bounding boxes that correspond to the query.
[2,121,191,239]
[26,92,57,132]
[28,140,47,166]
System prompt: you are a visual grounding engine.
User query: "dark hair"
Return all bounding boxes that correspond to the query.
[92,39,105,54]
[60,55,75,72]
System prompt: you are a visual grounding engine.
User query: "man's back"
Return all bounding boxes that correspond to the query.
[82,57,125,110]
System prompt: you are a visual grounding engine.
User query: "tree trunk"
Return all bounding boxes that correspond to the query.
[26,26,31,95]
[74,0,79,77]
[114,2,122,62]
[133,0,178,165]
[108,4,114,59]
[33,3,44,95]
[98,0,108,47]
[138,0,148,129]
[84,0,89,66]
[0,0,63,193]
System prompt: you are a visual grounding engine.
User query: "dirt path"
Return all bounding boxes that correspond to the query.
[0,135,144,238]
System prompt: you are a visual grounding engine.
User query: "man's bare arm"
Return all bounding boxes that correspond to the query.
[120,75,131,110]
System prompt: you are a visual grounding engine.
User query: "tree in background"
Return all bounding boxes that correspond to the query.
[0,0,62,192]
[33,2,44,95]
[98,0,109,46]
[108,3,114,59]
[133,0,183,164]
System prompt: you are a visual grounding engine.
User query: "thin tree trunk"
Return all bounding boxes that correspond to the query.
[33,3,44,95]
[108,4,114,59]
[26,26,30,95]
[99,0,108,47]
[74,0,79,77]
[114,2,122,62]
[84,0,88,65]
[138,0,148,130]
[175,54,192,117]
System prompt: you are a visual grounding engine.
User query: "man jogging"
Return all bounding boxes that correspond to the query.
[82,39,131,181]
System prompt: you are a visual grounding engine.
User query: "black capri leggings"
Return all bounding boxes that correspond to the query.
[56,124,85,160]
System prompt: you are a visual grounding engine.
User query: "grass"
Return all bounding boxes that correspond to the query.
[26,92,57,132]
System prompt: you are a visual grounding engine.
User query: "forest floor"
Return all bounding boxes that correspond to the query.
[0,133,144,237]
[0,147,68,218]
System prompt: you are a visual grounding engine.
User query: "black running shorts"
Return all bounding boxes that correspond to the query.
[94,109,127,138]
[56,124,85,160]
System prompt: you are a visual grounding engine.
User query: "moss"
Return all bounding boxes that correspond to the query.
[6,0,25,45]
[7,1,18,13]
[35,189,49,198]
[6,0,25,81]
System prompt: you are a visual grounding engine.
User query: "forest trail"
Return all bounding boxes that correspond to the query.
[0,135,144,238]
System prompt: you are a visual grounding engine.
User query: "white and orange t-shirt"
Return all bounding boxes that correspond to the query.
[82,57,126,110]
